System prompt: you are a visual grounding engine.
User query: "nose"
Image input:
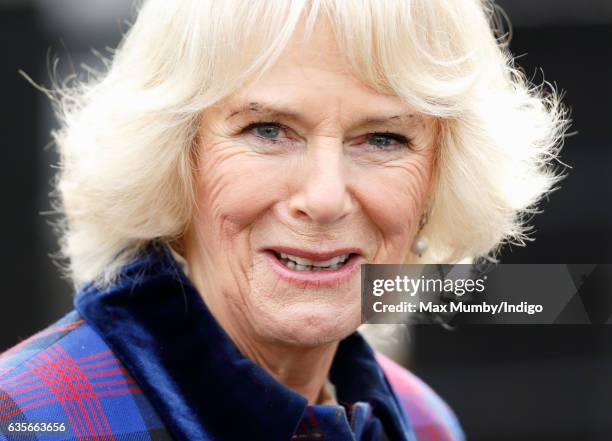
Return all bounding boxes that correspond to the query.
[288,138,353,225]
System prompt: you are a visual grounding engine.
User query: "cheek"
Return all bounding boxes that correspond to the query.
[195,144,286,241]
[352,154,434,250]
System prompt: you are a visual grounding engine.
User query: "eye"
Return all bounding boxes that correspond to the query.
[367,132,411,150]
[242,122,287,142]
[235,120,301,153]
[254,123,281,139]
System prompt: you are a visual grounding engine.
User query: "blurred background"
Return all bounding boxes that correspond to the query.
[0,1,611,440]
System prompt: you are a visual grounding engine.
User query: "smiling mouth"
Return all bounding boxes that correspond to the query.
[274,251,354,271]
[264,247,364,285]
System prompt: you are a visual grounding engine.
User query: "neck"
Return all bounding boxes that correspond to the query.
[230,329,339,405]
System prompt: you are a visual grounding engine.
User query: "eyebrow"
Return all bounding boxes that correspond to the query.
[227,102,300,120]
[226,101,416,128]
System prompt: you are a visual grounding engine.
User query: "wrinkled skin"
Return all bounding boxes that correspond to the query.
[185,17,437,403]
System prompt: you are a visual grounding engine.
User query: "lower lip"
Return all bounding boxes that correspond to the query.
[264,251,364,287]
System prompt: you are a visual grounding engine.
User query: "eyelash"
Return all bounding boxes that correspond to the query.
[369,132,412,148]
[237,120,413,150]
[239,120,291,144]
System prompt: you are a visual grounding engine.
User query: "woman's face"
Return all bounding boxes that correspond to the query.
[189,20,437,348]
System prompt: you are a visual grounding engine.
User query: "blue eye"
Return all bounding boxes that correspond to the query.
[238,121,298,152]
[367,132,410,149]
[255,124,281,139]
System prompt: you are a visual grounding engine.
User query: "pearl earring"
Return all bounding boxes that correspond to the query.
[411,210,429,257]
[411,235,428,257]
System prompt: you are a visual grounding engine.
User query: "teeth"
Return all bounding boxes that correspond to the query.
[277,252,351,271]
[279,252,350,267]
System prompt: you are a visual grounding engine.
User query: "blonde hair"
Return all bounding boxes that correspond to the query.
[49,0,568,288]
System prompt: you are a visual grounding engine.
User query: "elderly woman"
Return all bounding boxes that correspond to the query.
[0,0,565,440]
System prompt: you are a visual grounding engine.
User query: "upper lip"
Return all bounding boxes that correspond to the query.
[266,246,363,262]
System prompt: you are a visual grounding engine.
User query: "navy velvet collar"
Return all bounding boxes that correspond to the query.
[74,243,414,441]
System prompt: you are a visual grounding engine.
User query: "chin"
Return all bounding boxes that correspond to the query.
[258,306,361,348]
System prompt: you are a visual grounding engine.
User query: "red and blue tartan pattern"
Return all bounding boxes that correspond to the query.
[0,310,462,441]
[0,311,172,441]
[375,354,464,441]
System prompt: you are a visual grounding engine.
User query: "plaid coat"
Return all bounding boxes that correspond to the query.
[0,244,465,441]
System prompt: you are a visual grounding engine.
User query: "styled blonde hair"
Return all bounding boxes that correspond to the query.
[49,0,567,288]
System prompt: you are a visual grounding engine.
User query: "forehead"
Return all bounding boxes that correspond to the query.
[223,16,414,122]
